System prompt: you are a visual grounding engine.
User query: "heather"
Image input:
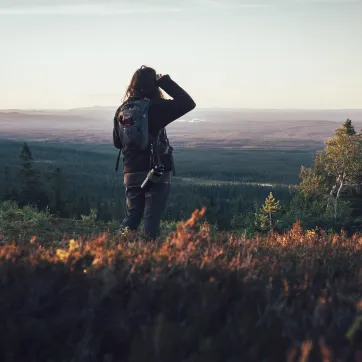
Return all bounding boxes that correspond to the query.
[1,205,362,362]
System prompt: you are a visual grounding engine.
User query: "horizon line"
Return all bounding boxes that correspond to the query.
[1,106,362,112]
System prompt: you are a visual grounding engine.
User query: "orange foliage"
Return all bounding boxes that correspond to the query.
[1,209,362,361]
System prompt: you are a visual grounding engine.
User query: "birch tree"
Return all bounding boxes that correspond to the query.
[298,119,362,218]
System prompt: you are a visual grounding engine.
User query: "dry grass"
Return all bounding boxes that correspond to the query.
[1,208,362,361]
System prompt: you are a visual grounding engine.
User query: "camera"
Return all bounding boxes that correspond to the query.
[141,164,165,189]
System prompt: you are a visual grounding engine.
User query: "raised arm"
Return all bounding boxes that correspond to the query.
[148,75,196,132]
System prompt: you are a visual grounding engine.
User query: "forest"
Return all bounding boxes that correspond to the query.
[1,119,361,233]
[1,119,362,362]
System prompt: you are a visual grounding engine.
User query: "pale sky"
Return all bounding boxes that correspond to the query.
[0,0,361,110]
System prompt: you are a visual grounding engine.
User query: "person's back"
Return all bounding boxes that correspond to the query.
[115,66,196,239]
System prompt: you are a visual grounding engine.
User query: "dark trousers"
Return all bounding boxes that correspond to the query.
[119,171,171,239]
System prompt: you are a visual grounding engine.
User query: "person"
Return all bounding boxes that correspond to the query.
[115,65,196,239]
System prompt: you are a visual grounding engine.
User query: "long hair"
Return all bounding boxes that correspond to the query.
[122,65,164,103]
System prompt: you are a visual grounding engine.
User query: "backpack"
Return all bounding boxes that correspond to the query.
[113,98,150,172]
[113,98,150,149]
[113,98,175,174]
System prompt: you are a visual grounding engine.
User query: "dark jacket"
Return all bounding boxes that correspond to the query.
[122,75,196,174]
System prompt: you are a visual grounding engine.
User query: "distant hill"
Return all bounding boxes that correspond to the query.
[1,108,361,149]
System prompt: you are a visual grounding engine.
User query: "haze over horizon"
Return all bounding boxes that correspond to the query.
[1,106,362,112]
[1,0,361,110]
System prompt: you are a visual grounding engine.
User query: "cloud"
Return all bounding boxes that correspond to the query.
[0,5,183,15]
[0,0,264,7]
[1,0,358,15]
[0,1,188,15]
[0,0,123,6]
[0,0,272,16]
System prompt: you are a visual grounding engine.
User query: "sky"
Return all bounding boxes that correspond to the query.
[0,0,361,110]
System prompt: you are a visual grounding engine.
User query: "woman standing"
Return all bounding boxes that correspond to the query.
[115,66,196,239]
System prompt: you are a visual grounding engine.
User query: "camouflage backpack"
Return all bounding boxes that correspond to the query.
[113,98,174,173]
[114,98,150,149]
[112,98,150,171]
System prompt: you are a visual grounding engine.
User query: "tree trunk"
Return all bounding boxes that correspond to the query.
[330,174,341,196]
[334,174,345,219]
[269,212,272,230]
[330,184,337,196]
[336,180,344,199]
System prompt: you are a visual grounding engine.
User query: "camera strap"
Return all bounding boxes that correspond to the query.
[149,130,162,169]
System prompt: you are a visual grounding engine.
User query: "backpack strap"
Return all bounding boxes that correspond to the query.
[113,105,124,172]
[113,105,123,142]
[160,128,176,176]
[115,149,122,172]
[150,130,163,169]
[149,128,176,176]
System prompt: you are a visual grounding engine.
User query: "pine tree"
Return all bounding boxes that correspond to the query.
[19,143,37,206]
[340,119,356,136]
[256,192,280,231]
[18,143,48,209]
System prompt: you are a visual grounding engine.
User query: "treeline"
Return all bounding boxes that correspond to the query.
[0,140,314,184]
[0,142,291,231]
[1,119,361,233]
